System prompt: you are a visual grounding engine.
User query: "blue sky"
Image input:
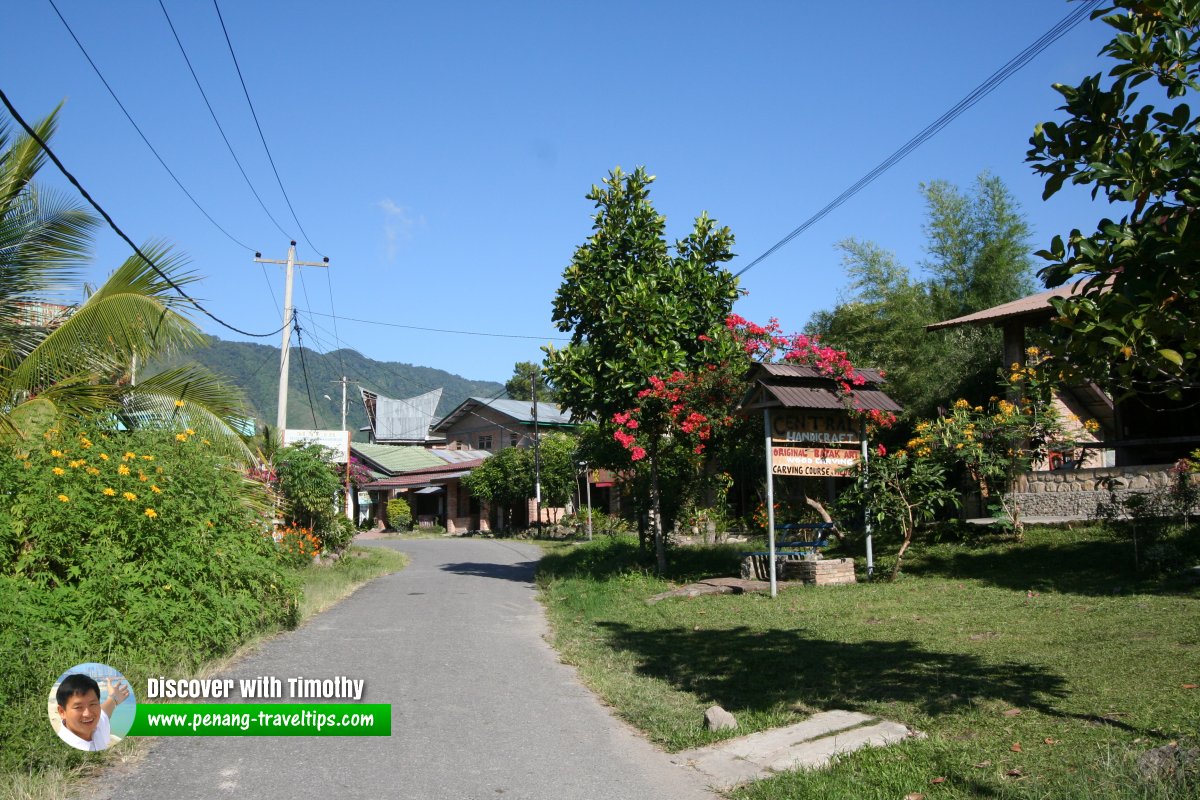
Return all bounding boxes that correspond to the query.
[4,1,1117,384]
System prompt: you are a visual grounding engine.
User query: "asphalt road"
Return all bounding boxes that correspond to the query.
[88,539,714,800]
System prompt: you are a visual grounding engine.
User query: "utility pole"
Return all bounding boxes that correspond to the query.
[254,241,328,434]
[332,376,357,522]
[580,460,592,541]
[531,371,541,531]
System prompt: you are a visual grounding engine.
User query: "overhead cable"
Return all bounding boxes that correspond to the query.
[733,0,1104,278]
[156,0,293,242]
[211,0,325,257]
[303,309,571,341]
[0,87,288,339]
[45,0,255,252]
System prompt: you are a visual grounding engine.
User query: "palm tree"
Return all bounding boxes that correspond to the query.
[0,108,254,456]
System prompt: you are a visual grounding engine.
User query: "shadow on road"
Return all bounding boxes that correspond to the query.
[440,561,538,583]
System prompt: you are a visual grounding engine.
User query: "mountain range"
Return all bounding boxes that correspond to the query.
[151,336,504,440]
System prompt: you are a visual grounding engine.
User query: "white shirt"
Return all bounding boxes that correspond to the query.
[56,709,111,751]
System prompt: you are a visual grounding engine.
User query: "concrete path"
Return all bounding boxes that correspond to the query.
[671,710,917,790]
[88,539,714,800]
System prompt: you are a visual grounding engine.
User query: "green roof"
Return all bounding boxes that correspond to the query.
[352,443,445,476]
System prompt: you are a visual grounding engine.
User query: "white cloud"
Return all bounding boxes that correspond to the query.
[378,199,425,260]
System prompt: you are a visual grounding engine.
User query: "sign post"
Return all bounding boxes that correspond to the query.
[764,409,777,598]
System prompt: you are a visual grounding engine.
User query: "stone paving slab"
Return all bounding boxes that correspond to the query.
[671,710,918,790]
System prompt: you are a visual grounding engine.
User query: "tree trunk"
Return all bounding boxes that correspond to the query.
[802,495,843,542]
[890,503,915,581]
[649,443,667,575]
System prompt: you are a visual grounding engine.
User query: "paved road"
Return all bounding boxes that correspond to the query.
[89,539,714,800]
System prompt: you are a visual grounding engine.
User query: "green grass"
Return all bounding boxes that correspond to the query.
[537,527,1200,799]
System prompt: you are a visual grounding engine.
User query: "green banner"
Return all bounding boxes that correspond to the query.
[126,703,391,737]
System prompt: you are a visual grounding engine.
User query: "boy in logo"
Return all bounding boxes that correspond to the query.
[55,673,130,751]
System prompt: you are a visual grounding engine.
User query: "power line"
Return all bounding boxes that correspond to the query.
[304,309,571,341]
[293,313,536,441]
[156,0,293,241]
[0,87,290,339]
[45,0,255,252]
[292,321,320,428]
[734,0,1104,279]
[211,0,325,258]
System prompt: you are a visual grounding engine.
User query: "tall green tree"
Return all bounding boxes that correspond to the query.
[504,361,556,403]
[808,174,1033,421]
[545,166,738,571]
[1028,0,1200,400]
[0,110,252,453]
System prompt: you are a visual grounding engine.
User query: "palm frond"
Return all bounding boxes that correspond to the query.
[6,242,206,393]
[119,364,254,461]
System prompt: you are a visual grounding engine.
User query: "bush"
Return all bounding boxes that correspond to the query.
[0,425,299,776]
[386,497,412,531]
[314,515,356,554]
[559,510,634,537]
[275,443,342,549]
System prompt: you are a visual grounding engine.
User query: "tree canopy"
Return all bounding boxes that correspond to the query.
[808,174,1034,421]
[504,361,556,403]
[544,166,738,422]
[1028,0,1200,400]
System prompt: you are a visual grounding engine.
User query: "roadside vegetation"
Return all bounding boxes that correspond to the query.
[538,525,1199,799]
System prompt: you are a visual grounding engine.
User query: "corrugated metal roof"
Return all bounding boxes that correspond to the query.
[925,282,1090,331]
[360,387,443,443]
[431,448,492,464]
[430,397,576,432]
[364,466,478,489]
[759,385,902,413]
[759,362,887,385]
[352,443,445,475]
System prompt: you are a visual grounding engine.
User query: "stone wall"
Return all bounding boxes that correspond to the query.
[780,557,857,585]
[739,554,856,585]
[1007,464,1195,519]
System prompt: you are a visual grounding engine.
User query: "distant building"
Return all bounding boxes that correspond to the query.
[430,396,575,452]
[359,387,445,445]
[11,301,70,328]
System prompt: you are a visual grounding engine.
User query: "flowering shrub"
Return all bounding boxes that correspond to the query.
[904,347,1097,535]
[275,525,321,568]
[0,424,298,774]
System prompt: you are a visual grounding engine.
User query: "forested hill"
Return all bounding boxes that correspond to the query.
[150,336,504,440]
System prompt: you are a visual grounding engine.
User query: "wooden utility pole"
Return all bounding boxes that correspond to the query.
[254,242,328,432]
[532,371,541,530]
[331,376,357,521]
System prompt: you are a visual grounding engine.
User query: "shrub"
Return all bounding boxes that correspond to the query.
[276,525,321,568]
[275,443,342,549]
[0,424,299,776]
[325,515,356,552]
[386,497,412,531]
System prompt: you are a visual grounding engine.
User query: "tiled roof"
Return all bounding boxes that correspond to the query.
[351,443,446,476]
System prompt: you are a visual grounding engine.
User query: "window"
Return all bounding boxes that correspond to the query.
[510,433,520,448]
[477,434,493,450]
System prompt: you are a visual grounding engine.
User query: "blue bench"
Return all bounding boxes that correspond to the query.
[740,524,835,581]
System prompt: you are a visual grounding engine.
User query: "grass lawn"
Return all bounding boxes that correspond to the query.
[537,526,1200,799]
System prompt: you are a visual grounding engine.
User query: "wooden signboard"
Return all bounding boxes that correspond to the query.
[770,445,859,477]
[770,411,859,447]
